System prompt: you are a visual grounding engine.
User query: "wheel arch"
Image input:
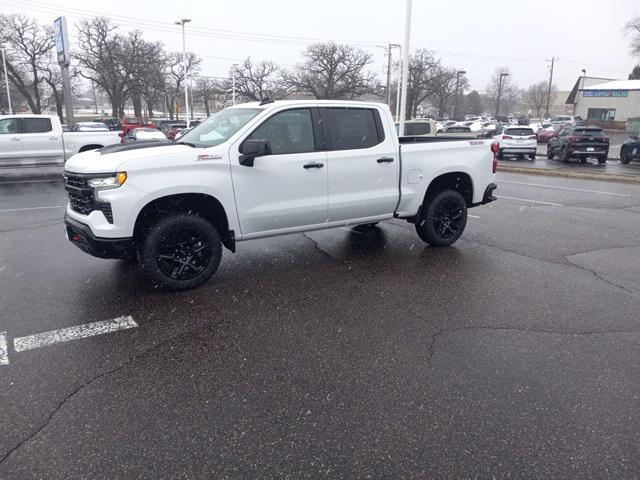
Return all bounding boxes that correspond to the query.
[133,193,235,252]
[78,144,104,153]
[408,171,473,224]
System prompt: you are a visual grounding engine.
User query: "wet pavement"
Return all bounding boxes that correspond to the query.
[1,174,639,478]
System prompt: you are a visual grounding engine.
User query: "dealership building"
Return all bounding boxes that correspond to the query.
[566,78,640,128]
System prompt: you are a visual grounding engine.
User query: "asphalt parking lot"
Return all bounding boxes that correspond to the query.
[1,172,639,478]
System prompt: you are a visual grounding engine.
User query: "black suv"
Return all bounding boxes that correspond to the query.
[547,126,609,164]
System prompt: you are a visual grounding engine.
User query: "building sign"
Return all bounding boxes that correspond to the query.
[582,90,628,98]
[53,16,70,67]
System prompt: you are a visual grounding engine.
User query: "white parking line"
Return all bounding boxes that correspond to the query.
[497,180,630,197]
[13,315,138,353]
[0,332,8,366]
[495,195,563,207]
[468,214,481,219]
[0,205,66,214]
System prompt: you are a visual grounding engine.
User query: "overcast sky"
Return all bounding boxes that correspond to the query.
[1,0,637,92]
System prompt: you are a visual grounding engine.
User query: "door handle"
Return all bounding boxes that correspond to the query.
[377,157,394,163]
[303,162,324,169]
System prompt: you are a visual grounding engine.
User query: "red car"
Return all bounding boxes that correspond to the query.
[537,125,561,143]
[118,116,157,142]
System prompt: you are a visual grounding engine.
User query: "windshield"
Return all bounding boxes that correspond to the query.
[574,128,604,137]
[506,128,534,136]
[180,108,263,147]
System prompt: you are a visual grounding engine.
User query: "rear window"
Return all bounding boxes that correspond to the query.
[320,108,383,150]
[574,128,604,137]
[506,128,534,136]
[21,117,52,134]
[405,122,431,135]
[447,127,470,133]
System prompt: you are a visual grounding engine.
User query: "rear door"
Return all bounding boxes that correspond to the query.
[320,106,399,222]
[18,117,64,163]
[0,117,24,164]
[230,107,328,235]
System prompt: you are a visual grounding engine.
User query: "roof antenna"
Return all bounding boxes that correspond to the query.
[259,97,275,106]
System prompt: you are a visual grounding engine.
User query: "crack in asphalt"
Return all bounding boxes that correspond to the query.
[300,232,640,369]
[0,327,207,468]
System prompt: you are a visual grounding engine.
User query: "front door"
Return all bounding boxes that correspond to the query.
[230,107,328,236]
[0,117,24,165]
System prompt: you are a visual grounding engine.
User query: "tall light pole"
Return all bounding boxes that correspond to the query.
[175,18,192,127]
[496,72,509,118]
[398,0,412,136]
[395,45,402,121]
[454,70,466,120]
[231,63,238,105]
[1,47,12,114]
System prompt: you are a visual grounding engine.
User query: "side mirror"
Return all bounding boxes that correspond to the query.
[239,139,271,167]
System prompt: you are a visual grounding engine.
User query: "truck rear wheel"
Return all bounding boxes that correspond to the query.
[138,213,222,290]
[415,190,467,247]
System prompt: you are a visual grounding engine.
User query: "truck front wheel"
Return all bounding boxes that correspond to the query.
[138,213,222,290]
[415,190,468,247]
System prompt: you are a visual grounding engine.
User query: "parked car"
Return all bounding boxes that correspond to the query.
[537,124,561,143]
[479,122,498,138]
[549,115,582,126]
[620,134,640,164]
[436,120,456,133]
[121,127,169,143]
[493,125,537,160]
[395,119,437,137]
[93,118,122,131]
[546,125,609,164]
[121,116,156,137]
[0,114,121,165]
[63,99,497,290]
[163,123,188,140]
[70,122,109,132]
[442,125,474,135]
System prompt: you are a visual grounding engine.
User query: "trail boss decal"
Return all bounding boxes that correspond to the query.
[196,154,223,161]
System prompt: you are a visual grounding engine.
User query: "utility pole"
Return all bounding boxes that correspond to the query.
[1,47,12,114]
[395,52,401,121]
[545,56,555,118]
[495,72,509,118]
[454,70,466,120]
[386,43,392,106]
[398,0,412,136]
[54,17,74,125]
[91,80,98,115]
[175,18,192,127]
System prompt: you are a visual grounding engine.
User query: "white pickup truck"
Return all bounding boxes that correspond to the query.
[0,114,120,166]
[63,100,497,289]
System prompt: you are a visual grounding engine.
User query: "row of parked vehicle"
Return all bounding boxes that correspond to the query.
[67,117,200,144]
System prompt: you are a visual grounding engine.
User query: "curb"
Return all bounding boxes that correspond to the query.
[497,165,640,184]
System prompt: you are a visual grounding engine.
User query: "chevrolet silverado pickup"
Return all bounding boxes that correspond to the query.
[0,114,120,166]
[63,100,497,290]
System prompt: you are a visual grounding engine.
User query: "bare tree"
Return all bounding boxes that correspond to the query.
[624,17,640,58]
[629,65,640,80]
[164,51,201,120]
[194,77,224,116]
[485,68,520,117]
[231,57,287,102]
[403,49,441,119]
[431,67,460,118]
[0,14,55,113]
[524,81,556,119]
[285,42,377,99]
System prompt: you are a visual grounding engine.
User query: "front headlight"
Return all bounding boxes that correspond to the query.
[87,172,127,189]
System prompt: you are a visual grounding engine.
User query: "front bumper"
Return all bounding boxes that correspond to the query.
[64,214,133,259]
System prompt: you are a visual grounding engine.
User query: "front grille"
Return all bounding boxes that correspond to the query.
[64,173,114,223]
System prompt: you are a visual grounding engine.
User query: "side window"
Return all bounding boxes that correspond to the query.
[21,118,53,134]
[0,118,18,135]
[247,108,315,155]
[321,108,383,151]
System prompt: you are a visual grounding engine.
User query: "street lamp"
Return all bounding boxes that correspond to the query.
[495,72,509,118]
[175,18,192,127]
[453,70,466,120]
[1,47,12,114]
